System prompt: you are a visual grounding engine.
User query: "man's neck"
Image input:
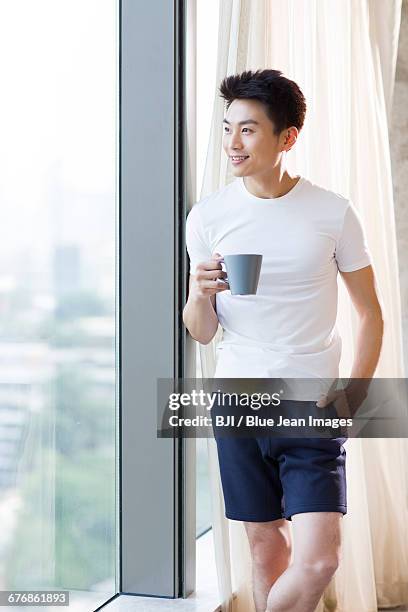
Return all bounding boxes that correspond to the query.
[243,170,301,199]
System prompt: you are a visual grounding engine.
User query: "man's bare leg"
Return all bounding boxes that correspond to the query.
[265,512,343,612]
[244,518,292,612]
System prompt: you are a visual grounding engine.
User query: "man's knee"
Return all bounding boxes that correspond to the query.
[295,555,340,584]
[290,511,342,584]
[244,520,292,568]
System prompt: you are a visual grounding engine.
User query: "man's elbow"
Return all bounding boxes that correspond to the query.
[182,304,218,345]
[188,330,215,345]
[362,306,384,333]
[184,321,217,345]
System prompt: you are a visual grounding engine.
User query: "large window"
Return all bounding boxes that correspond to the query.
[0,2,117,609]
[0,1,219,607]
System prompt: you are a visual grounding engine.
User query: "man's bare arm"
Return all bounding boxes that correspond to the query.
[317,264,384,411]
[340,264,384,383]
[182,254,229,345]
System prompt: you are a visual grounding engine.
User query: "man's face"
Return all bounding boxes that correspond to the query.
[222,98,287,177]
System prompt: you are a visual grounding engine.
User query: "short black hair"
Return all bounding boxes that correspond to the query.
[219,69,306,135]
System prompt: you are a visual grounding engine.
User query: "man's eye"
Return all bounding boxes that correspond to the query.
[223,127,252,133]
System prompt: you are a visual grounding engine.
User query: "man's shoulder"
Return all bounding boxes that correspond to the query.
[192,180,237,211]
[303,177,350,210]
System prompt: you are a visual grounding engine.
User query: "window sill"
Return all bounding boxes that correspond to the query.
[99,528,222,611]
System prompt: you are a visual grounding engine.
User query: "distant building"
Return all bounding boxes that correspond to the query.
[53,245,81,297]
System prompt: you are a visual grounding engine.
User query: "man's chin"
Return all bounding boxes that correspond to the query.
[230,166,250,176]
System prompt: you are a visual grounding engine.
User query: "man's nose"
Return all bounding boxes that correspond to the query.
[231,134,243,149]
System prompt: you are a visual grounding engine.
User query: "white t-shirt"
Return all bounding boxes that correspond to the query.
[186,176,372,395]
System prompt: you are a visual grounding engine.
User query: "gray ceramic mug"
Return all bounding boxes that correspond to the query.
[222,254,263,295]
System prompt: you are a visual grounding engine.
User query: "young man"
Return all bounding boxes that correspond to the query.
[183,69,384,612]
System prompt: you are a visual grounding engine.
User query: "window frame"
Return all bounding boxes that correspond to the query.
[118,0,196,600]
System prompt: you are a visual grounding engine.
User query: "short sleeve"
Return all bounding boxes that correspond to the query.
[185,205,212,275]
[335,203,372,272]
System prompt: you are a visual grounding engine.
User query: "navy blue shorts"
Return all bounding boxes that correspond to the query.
[212,400,347,522]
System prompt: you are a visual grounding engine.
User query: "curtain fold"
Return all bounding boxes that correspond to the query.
[197,1,407,610]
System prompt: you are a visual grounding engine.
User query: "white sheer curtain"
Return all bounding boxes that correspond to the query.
[197,1,408,610]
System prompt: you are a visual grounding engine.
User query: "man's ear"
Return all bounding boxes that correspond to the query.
[282,126,298,151]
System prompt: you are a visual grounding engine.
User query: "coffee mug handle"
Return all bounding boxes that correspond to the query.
[215,256,228,283]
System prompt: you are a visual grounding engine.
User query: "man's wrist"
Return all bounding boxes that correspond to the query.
[189,291,212,305]
[346,377,371,391]
[344,378,371,403]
